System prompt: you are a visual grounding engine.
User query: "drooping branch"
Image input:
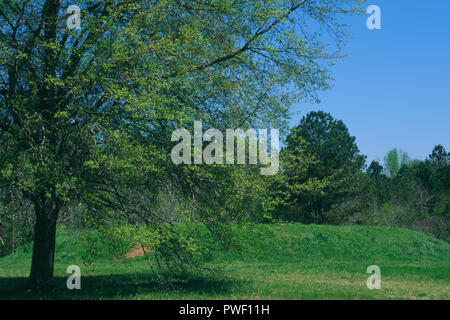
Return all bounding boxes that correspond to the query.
[163,0,308,79]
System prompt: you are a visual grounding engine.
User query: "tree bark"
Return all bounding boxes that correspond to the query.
[29,197,60,289]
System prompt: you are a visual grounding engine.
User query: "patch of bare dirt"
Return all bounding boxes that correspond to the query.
[124,246,152,258]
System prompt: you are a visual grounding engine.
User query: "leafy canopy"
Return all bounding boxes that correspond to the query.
[0,0,365,279]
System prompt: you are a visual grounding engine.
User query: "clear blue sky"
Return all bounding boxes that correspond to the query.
[291,0,450,165]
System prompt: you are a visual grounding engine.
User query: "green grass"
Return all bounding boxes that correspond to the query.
[0,224,449,299]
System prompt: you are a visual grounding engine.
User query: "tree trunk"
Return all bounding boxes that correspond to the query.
[29,197,60,289]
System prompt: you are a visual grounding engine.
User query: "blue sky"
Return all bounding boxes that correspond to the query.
[291,0,450,165]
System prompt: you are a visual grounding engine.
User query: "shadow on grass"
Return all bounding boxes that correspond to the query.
[0,273,244,299]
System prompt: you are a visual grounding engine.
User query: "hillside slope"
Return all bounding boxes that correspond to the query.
[0,224,449,299]
[1,223,449,266]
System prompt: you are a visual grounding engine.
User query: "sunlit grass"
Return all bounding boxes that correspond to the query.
[0,224,448,299]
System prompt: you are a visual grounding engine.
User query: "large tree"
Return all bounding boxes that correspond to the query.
[275,110,367,223]
[0,0,364,288]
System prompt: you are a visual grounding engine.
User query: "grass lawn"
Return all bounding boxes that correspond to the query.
[0,224,449,299]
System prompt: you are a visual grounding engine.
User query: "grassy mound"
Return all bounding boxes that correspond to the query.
[3,224,449,264]
[0,224,449,299]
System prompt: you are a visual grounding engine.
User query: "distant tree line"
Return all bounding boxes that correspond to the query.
[269,111,449,241]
